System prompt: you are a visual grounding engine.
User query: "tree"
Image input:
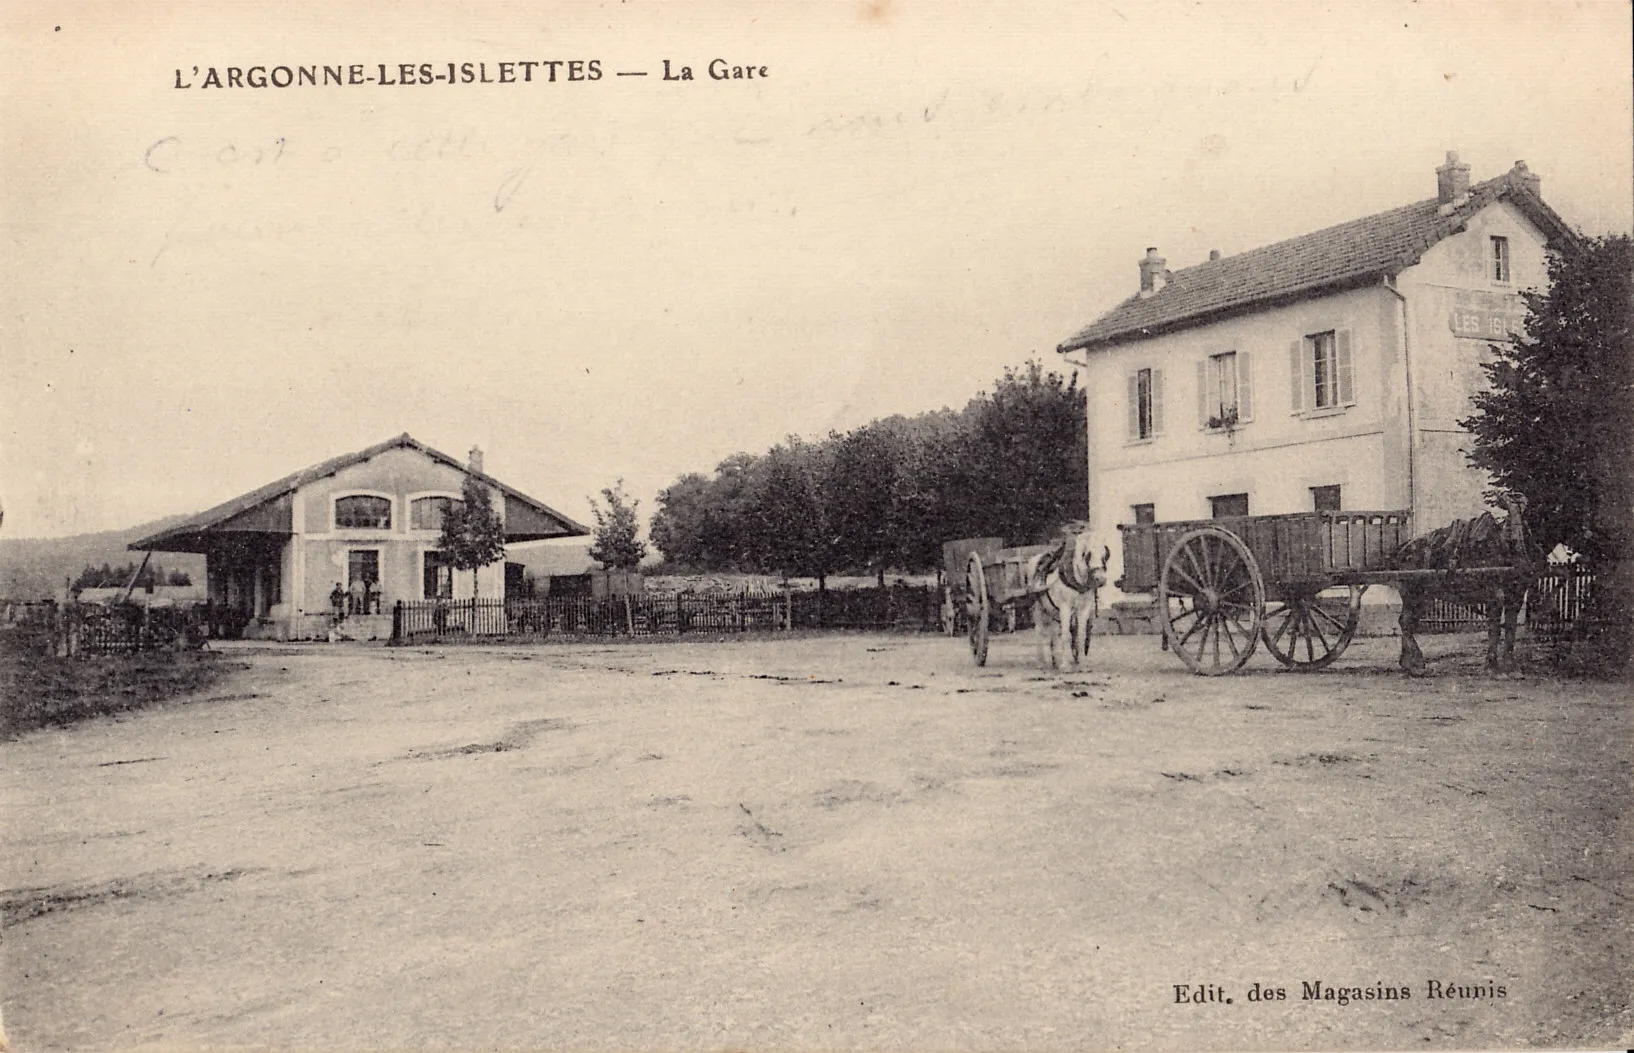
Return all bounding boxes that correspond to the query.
[826,423,902,585]
[649,455,760,571]
[649,472,712,569]
[438,474,507,597]
[742,438,836,583]
[959,359,1089,545]
[1463,233,1633,672]
[886,408,973,572]
[589,479,647,571]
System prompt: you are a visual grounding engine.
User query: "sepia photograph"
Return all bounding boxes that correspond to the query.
[1,2,1630,1049]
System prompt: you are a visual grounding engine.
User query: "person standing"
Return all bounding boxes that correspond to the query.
[330,582,346,622]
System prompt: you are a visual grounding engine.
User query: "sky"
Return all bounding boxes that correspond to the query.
[2,0,1630,540]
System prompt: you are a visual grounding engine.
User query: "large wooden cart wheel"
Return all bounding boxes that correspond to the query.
[1262,585,1364,671]
[966,553,990,667]
[1158,527,1266,675]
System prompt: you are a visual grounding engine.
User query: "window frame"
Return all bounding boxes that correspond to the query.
[409,492,466,533]
[1291,329,1355,416]
[1137,368,1154,439]
[1209,493,1250,519]
[1127,366,1165,443]
[1199,350,1253,429]
[333,492,395,531]
[1490,235,1511,284]
[1311,332,1339,410]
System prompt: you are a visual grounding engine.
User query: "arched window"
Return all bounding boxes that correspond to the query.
[411,495,464,531]
[335,495,392,529]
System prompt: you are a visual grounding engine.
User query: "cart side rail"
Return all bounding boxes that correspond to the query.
[984,544,1056,605]
[1118,510,1413,593]
[942,537,1004,590]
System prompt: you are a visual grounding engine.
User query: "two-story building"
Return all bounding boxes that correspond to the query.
[129,434,588,640]
[1057,153,1575,610]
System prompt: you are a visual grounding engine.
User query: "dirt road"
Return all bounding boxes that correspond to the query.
[2,633,1629,1050]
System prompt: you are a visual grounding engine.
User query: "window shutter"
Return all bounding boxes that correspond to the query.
[1289,340,1303,413]
[1151,368,1165,435]
[1237,351,1253,421]
[1127,373,1140,439]
[1197,359,1210,428]
[1336,329,1355,405]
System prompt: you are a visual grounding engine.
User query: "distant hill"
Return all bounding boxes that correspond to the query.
[0,515,206,601]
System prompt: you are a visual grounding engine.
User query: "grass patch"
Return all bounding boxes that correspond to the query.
[0,640,244,739]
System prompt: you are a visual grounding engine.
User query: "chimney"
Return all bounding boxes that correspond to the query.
[1208,249,1222,261]
[468,445,484,475]
[1508,160,1541,198]
[1138,247,1169,297]
[1436,150,1471,207]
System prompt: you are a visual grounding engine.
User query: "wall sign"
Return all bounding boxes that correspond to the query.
[1448,289,1525,341]
[1449,310,1526,340]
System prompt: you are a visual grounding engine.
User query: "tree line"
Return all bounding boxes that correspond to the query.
[645,360,1088,584]
[73,561,193,590]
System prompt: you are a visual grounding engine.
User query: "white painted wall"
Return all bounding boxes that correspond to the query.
[1077,284,1402,602]
[1075,197,1555,606]
[1394,198,1552,532]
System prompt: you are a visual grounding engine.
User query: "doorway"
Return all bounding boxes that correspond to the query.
[348,549,381,614]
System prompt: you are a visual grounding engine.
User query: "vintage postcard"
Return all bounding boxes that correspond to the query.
[2,2,1630,1050]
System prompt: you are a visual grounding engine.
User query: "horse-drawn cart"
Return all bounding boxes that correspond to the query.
[1118,509,1534,675]
[945,534,1105,668]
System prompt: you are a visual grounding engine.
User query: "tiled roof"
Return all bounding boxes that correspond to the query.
[1059,167,1574,352]
[130,434,588,550]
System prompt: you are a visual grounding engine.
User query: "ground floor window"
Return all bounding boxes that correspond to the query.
[347,550,382,614]
[423,550,453,600]
[1311,484,1342,512]
[1210,493,1249,518]
[1132,503,1156,525]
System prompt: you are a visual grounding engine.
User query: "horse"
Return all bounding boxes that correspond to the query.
[1026,524,1111,670]
[1394,495,1541,675]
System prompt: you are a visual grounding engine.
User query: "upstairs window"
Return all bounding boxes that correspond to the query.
[1290,329,1354,413]
[1198,350,1253,428]
[334,495,392,529]
[411,495,464,531]
[1210,493,1249,518]
[1312,332,1338,409]
[1490,236,1510,283]
[1311,484,1342,512]
[1127,367,1165,441]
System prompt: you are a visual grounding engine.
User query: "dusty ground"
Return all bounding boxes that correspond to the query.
[1,631,1629,1051]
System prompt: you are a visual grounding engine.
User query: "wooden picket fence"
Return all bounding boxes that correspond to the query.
[1419,565,1597,636]
[1525,565,1598,643]
[788,585,942,631]
[2,601,209,656]
[391,584,948,643]
[392,590,791,643]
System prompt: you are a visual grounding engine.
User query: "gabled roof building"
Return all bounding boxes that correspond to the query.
[1057,153,1575,603]
[131,434,588,640]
